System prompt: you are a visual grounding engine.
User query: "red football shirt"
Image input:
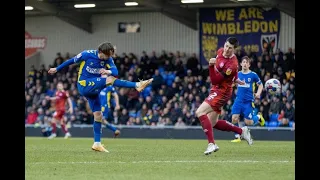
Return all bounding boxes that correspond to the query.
[55,90,69,111]
[209,48,239,92]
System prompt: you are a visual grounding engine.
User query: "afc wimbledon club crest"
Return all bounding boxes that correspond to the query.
[260,34,277,53]
[202,36,218,63]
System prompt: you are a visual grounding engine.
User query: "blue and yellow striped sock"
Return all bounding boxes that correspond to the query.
[113,79,136,88]
[106,123,117,132]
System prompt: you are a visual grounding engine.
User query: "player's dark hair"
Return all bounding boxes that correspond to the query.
[98,42,115,56]
[226,37,239,48]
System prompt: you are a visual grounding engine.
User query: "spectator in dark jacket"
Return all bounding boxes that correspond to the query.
[279,102,295,126]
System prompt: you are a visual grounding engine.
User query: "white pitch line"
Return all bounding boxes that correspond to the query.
[30,160,294,165]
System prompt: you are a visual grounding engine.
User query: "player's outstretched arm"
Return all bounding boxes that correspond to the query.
[48,58,75,74]
[254,73,263,99]
[45,96,56,101]
[112,92,121,110]
[66,92,73,114]
[67,97,73,114]
[255,83,264,99]
[48,52,85,74]
[107,57,119,76]
[56,58,76,71]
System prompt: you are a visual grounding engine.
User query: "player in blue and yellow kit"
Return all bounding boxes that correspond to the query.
[48,42,153,152]
[99,85,121,137]
[231,56,265,142]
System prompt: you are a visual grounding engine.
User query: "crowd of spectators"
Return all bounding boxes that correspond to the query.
[25,48,295,129]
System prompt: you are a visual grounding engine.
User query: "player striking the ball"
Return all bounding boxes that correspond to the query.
[195,37,253,155]
[46,82,73,139]
[231,56,265,142]
[48,42,153,152]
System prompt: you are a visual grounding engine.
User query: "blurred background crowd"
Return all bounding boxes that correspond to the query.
[25,47,295,128]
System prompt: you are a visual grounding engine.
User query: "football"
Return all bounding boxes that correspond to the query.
[264,78,281,95]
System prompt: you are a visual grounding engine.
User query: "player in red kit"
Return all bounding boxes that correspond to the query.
[46,82,73,139]
[195,37,253,155]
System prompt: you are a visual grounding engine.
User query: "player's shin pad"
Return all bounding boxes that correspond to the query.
[113,79,136,88]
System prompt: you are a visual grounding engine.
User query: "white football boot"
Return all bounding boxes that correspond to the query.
[64,132,71,139]
[48,133,57,139]
[241,126,253,145]
[204,143,220,155]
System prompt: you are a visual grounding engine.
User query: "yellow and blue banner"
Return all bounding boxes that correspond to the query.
[199,7,281,65]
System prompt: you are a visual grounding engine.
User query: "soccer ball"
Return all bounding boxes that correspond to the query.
[264,78,281,95]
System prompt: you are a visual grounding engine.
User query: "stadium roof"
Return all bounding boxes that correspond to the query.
[25,0,294,33]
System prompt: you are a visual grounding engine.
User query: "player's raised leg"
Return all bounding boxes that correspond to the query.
[80,75,152,96]
[195,101,219,155]
[106,76,153,92]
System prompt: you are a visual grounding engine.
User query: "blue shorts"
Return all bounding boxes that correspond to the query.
[231,100,255,120]
[77,77,107,112]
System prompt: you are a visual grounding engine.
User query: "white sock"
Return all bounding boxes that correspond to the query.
[235,134,240,139]
[94,142,101,146]
[135,82,140,88]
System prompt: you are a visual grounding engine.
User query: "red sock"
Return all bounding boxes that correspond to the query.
[51,123,57,133]
[199,115,215,144]
[61,124,68,133]
[214,120,243,135]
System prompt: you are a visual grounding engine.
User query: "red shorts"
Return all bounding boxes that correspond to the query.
[53,110,65,120]
[204,89,232,114]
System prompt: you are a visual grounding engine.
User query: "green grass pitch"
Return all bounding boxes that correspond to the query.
[25,137,294,180]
